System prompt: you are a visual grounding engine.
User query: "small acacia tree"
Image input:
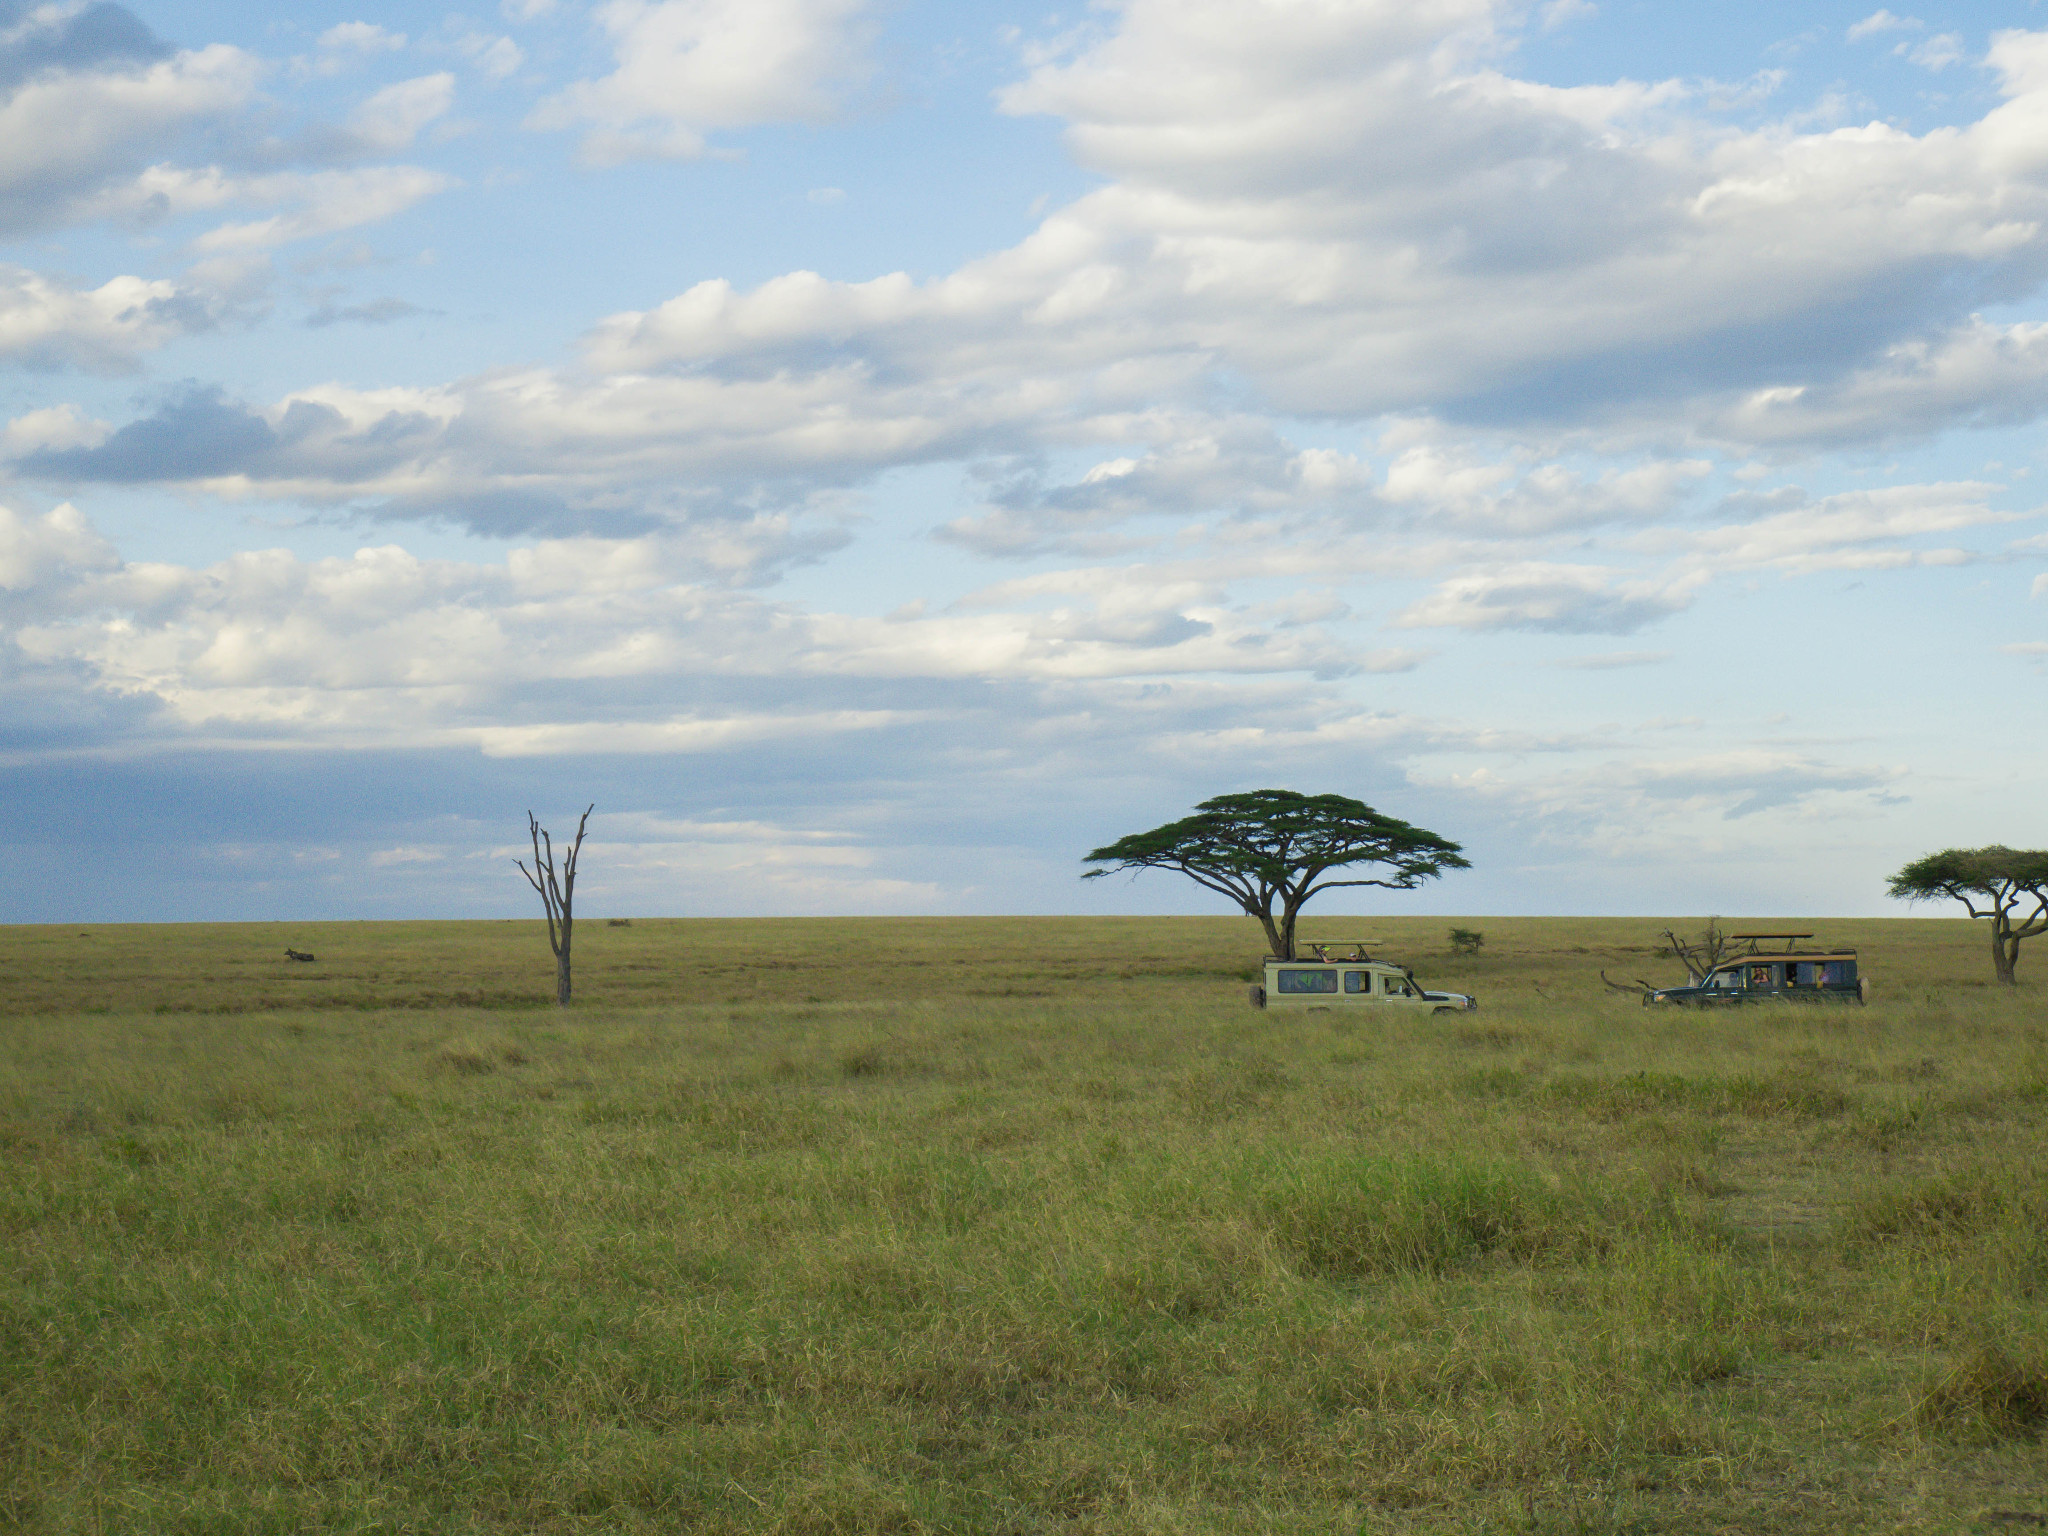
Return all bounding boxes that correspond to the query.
[1082,789,1468,960]
[517,805,592,1006]
[1887,846,2048,985]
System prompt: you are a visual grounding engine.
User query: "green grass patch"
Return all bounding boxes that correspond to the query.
[2,914,2045,1531]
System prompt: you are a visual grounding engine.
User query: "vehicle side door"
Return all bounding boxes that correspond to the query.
[1378,970,1427,1009]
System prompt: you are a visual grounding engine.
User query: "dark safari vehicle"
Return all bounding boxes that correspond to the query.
[1643,932,1867,1007]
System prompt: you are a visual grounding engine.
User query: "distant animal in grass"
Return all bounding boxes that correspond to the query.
[285,948,317,963]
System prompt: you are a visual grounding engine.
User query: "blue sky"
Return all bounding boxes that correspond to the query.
[3,0,2046,923]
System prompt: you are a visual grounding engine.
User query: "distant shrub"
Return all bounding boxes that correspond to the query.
[606,917,632,927]
[1448,928,1484,955]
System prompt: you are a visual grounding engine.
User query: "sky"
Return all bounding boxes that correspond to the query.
[2,0,2046,924]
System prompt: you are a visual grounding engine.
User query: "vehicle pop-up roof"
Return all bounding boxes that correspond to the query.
[1721,933,1857,958]
[1298,940,1385,962]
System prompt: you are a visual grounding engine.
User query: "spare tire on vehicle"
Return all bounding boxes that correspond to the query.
[1248,984,1267,1010]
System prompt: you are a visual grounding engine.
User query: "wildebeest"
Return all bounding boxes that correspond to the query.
[285,948,317,962]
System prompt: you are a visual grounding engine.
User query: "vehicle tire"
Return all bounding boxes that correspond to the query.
[1432,1006,1455,1016]
[1249,984,1267,1010]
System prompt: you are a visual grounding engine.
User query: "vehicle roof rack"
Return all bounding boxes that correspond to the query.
[1718,932,1855,958]
[1303,939,1384,960]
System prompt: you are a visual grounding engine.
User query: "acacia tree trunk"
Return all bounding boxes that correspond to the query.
[1261,908,1290,960]
[1994,919,2019,985]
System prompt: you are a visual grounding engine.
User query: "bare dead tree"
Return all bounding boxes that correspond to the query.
[1603,918,1733,997]
[1659,918,1736,983]
[517,805,592,1006]
[1600,969,1654,997]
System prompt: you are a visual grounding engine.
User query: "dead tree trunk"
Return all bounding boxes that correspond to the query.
[517,805,592,1006]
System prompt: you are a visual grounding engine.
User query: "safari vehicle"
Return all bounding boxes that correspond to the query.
[1249,940,1478,1013]
[1642,932,1867,1007]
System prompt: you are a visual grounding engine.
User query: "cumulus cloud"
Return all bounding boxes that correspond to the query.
[0,42,259,236]
[319,22,407,57]
[1846,10,1919,43]
[0,265,222,369]
[28,3,2044,537]
[0,0,170,94]
[530,0,877,162]
[1394,563,1702,634]
[0,502,118,594]
[0,505,1385,753]
[1663,483,2018,574]
[347,73,455,152]
[939,424,1377,557]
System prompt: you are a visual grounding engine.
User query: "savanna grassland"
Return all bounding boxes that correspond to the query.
[2,914,2045,1535]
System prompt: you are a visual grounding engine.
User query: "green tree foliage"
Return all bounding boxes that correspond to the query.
[1082,789,1468,959]
[1886,846,2048,985]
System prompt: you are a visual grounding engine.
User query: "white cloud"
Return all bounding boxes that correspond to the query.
[319,22,408,55]
[0,45,259,236]
[0,406,108,460]
[530,0,877,162]
[1,508,1387,749]
[187,167,457,251]
[455,31,524,80]
[0,503,118,594]
[1540,0,1594,30]
[1901,32,1964,71]
[1847,10,1920,43]
[348,74,456,152]
[1664,483,2018,574]
[1394,563,1702,635]
[0,267,220,370]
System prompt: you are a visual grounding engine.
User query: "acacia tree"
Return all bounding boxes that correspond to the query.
[1887,846,2048,985]
[517,805,592,1006]
[1082,789,1468,960]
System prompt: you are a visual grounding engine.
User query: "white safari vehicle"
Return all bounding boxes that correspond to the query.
[1249,940,1478,1014]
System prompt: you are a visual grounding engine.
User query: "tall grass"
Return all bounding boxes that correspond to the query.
[2,915,2045,1532]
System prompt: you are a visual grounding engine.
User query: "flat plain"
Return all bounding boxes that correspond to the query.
[2,913,2044,1534]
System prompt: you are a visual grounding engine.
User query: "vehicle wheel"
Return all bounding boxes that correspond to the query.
[1249,984,1267,1010]
[1432,1006,1455,1016]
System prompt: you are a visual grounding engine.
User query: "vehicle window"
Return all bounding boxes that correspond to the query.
[1821,961,1850,986]
[1383,975,1414,998]
[1749,965,1774,989]
[1343,971,1366,994]
[1711,969,1740,989]
[1276,969,1338,994]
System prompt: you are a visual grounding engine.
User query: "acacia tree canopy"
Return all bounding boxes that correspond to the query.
[1082,789,1469,959]
[1886,845,2048,985]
